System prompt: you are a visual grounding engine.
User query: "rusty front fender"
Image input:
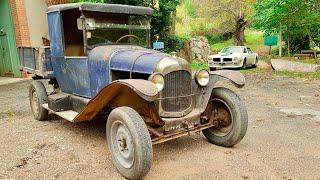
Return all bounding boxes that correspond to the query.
[210,70,245,88]
[196,70,245,112]
[74,79,164,126]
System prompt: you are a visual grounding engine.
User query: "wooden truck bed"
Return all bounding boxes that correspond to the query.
[19,46,54,78]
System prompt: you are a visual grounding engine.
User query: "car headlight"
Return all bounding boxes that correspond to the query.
[195,69,210,86]
[149,73,165,92]
[234,57,239,61]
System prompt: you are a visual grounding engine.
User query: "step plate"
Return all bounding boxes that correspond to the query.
[42,103,78,122]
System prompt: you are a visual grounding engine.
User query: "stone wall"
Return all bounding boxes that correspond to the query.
[179,36,211,63]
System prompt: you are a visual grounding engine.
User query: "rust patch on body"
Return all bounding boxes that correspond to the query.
[74,79,164,125]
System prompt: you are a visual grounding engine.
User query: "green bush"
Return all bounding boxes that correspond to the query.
[164,35,188,53]
[206,32,233,47]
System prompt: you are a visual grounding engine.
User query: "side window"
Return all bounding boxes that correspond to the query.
[243,48,247,53]
[247,48,252,54]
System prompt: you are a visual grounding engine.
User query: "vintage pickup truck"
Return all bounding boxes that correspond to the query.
[20,3,248,179]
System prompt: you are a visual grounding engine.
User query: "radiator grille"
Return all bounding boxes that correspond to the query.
[212,58,221,62]
[223,58,233,62]
[161,70,192,112]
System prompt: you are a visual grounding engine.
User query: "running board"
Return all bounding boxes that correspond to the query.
[42,103,78,122]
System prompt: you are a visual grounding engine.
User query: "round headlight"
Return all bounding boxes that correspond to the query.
[149,73,165,92]
[196,69,210,86]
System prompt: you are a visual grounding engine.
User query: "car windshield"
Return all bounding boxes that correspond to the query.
[83,12,150,49]
[221,47,244,54]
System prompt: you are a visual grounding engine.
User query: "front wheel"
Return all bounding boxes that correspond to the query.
[106,107,153,179]
[202,87,248,147]
[242,59,247,69]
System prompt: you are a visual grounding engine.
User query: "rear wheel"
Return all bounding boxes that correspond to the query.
[106,107,152,179]
[202,87,248,147]
[29,80,48,121]
[252,57,258,68]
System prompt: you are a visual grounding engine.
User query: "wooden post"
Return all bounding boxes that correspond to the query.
[279,23,282,57]
[269,46,272,55]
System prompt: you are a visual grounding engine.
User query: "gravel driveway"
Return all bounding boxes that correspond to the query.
[0,73,320,179]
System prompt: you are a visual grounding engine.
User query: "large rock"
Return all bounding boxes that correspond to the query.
[271,59,320,72]
[280,108,320,122]
[178,36,211,63]
[257,61,272,70]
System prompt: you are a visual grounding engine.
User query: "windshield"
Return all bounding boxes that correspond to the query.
[82,13,150,49]
[221,47,244,54]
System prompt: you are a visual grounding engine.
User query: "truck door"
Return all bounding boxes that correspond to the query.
[246,48,255,65]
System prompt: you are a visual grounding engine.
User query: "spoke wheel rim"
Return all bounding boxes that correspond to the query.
[31,89,39,116]
[110,120,134,169]
[211,98,233,137]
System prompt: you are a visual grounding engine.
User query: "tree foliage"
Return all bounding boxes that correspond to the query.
[253,0,320,52]
[195,0,256,45]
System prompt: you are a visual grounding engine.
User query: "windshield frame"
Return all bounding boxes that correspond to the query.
[80,12,151,54]
[220,47,245,54]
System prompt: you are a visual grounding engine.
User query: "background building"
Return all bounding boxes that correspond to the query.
[0,0,66,77]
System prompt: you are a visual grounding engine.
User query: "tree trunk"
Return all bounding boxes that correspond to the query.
[233,12,246,46]
[279,23,282,57]
[287,39,290,56]
[170,10,177,34]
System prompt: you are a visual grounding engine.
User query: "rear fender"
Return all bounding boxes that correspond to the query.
[74,79,164,126]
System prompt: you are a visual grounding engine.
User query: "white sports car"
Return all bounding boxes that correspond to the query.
[208,46,258,69]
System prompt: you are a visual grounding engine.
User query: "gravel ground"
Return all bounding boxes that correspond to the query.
[0,73,320,180]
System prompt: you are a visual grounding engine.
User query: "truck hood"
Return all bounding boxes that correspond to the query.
[88,45,190,75]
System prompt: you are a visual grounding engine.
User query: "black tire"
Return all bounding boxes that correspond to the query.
[202,87,248,147]
[252,57,258,68]
[242,59,247,69]
[106,107,152,179]
[29,80,48,121]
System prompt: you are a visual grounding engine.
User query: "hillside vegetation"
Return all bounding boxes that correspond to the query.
[210,30,269,54]
[175,1,270,55]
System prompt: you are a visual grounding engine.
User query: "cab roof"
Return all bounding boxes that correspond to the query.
[47,2,154,16]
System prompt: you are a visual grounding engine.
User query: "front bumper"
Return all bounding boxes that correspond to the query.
[208,61,243,69]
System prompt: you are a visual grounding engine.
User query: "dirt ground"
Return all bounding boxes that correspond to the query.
[0,73,320,180]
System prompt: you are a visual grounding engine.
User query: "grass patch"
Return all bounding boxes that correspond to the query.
[211,39,234,52]
[191,60,320,79]
[240,68,269,74]
[293,58,320,65]
[210,29,272,54]
[244,30,265,52]
[275,71,320,79]
[189,62,209,70]
[240,67,320,79]
[211,30,265,52]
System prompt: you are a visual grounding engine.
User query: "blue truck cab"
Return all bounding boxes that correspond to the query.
[24,3,248,179]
